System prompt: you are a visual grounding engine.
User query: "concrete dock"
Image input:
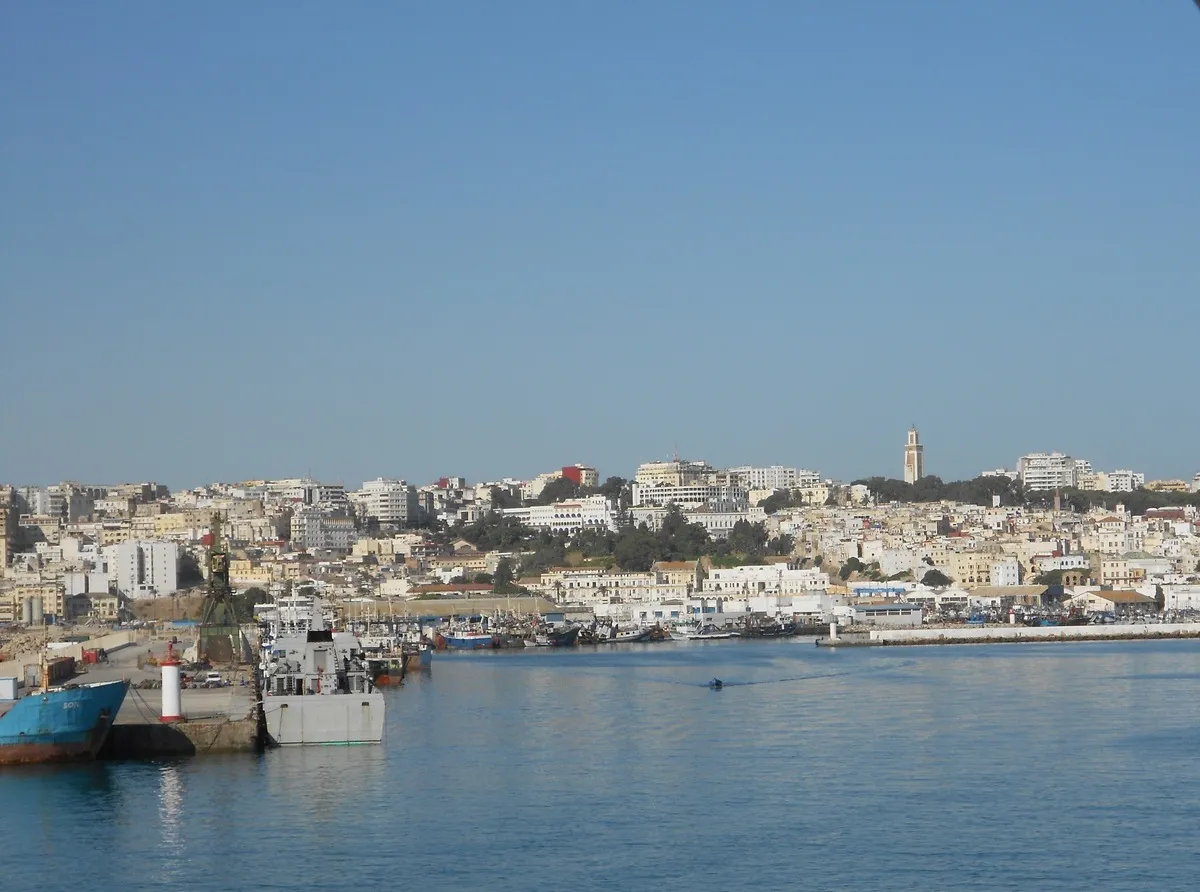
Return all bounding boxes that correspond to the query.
[817,622,1200,648]
[77,638,262,758]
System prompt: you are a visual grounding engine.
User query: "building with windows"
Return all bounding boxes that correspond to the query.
[634,459,714,488]
[561,465,599,488]
[1017,453,1077,491]
[1094,470,1145,493]
[500,496,617,536]
[631,483,749,510]
[290,509,357,552]
[104,539,181,599]
[352,478,419,526]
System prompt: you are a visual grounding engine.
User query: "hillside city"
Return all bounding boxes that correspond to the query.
[3,428,1200,641]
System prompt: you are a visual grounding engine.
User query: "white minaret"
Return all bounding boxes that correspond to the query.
[904,427,925,484]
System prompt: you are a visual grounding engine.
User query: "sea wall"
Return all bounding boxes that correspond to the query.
[865,623,1200,646]
[100,715,260,759]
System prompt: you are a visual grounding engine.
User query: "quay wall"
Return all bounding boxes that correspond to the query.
[100,715,260,759]
[865,623,1200,647]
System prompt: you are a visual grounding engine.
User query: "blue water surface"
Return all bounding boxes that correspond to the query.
[4,638,1199,891]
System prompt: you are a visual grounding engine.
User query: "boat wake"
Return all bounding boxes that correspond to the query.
[679,659,917,688]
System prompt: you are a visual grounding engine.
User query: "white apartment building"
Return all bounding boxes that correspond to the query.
[685,508,769,540]
[727,466,820,491]
[105,539,181,599]
[1192,473,1200,494]
[282,480,349,512]
[703,565,829,595]
[540,568,689,605]
[501,496,616,536]
[634,460,714,488]
[1017,453,1077,491]
[631,483,749,509]
[352,478,419,525]
[990,557,1022,587]
[290,509,357,552]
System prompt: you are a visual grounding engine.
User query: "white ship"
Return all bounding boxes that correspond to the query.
[260,597,385,746]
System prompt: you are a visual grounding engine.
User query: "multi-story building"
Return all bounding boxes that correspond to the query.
[500,496,616,536]
[352,478,419,526]
[560,465,599,489]
[1192,473,1200,494]
[290,509,357,552]
[903,428,925,484]
[1095,470,1145,493]
[634,459,714,488]
[631,483,749,510]
[703,565,829,595]
[990,557,1022,587]
[1017,453,1077,491]
[283,480,349,513]
[104,539,181,599]
[728,466,801,491]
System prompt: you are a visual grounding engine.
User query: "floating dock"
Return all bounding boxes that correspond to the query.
[817,622,1200,648]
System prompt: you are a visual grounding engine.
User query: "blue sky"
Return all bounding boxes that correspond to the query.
[2,1,1198,489]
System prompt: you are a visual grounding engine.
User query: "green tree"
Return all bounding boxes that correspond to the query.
[728,520,768,556]
[536,477,580,505]
[614,525,659,571]
[1034,569,1066,586]
[1154,584,1165,613]
[493,557,518,593]
[921,569,952,587]
[768,534,795,556]
[489,486,520,509]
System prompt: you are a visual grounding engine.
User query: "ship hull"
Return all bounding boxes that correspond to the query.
[444,635,494,650]
[262,692,386,746]
[0,680,128,766]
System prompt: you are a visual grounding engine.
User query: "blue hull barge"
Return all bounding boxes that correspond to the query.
[0,679,129,765]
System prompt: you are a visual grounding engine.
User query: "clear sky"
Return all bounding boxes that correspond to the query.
[2,1,1198,490]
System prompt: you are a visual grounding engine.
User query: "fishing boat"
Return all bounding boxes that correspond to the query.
[694,624,737,640]
[0,676,129,765]
[441,631,495,650]
[601,627,653,644]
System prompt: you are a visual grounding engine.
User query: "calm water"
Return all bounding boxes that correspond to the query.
[4,639,1200,891]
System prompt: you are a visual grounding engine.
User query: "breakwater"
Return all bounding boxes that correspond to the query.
[817,622,1200,647]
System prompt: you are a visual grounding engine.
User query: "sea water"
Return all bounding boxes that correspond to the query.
[3,639,1199,891]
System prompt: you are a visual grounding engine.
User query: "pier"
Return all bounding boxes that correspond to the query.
[816,622,1200,648]
[81,636,262,758]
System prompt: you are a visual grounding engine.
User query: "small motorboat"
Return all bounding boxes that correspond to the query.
[708,678,723,690]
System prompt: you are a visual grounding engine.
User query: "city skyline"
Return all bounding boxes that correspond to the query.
[3,433,1195,495]
[2,4,1198,491]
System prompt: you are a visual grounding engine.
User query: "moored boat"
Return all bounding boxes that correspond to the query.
[0,678,129,765]
[441,632,495,650]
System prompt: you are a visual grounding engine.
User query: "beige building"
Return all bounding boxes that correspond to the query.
[651,560,704,592]
[634,460,713,488]
[943,550,1003,586]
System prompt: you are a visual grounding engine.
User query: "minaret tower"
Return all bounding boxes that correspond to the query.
[904,426,925,484]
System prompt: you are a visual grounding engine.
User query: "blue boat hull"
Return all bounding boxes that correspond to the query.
[444,635,493,650]
[0,681,129,765]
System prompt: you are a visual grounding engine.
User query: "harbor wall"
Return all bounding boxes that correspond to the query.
[99,715,260,759]
[864,623,1200,647]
